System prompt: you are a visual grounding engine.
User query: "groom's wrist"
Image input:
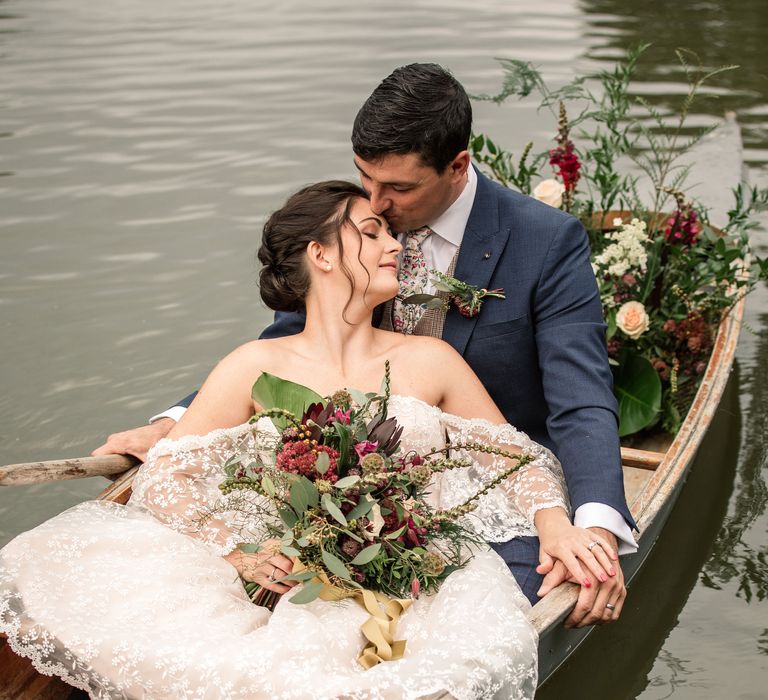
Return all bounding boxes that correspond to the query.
[574,503,637,555]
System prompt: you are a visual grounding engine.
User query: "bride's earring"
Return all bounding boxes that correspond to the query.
[325,263,332,271]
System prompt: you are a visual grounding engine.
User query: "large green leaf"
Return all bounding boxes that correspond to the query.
[251,372,324,421]
[613,351,662,437]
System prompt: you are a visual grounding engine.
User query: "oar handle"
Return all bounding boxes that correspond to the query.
[0,455,139,486]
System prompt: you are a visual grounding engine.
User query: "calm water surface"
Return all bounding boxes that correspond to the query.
[1,1,766,696]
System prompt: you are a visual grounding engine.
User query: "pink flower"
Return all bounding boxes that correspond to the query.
[354,440,379,464]
[333,408,351,425]
[411,577,421,599]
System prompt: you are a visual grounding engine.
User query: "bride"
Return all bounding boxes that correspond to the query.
[0,180,617,699]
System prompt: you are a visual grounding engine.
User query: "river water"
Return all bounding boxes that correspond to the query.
[1,0,766,696]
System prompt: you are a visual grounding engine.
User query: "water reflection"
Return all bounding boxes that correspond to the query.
[537,368,742,699]
[702,312,768,607]
[581,0,768,158]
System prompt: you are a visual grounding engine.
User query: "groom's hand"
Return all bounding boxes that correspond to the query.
[91,418,176,462]
[536,527,626,628]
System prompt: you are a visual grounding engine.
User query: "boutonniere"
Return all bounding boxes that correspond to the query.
[403,270,505,318]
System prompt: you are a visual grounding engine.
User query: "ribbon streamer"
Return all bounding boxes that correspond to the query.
[292,560,412,668]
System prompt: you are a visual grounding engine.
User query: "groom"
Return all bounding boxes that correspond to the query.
[95,63,636,627]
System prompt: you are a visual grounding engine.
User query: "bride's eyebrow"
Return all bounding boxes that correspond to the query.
[357,216,383,227]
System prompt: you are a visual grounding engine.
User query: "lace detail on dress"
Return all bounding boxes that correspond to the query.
[130,419,281,556]
[388,396,570,541]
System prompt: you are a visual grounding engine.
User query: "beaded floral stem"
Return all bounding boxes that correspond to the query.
[429,454,535,523]
[249,407,302,428]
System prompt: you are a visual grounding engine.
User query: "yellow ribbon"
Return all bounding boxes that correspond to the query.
[292,560,412,668]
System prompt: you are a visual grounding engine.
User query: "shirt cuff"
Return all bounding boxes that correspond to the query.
[574,502,638,555]
[148,406,187,424]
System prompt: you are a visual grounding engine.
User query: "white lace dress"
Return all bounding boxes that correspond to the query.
[0,396,569,700]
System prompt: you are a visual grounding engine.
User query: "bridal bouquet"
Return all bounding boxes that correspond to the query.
[219,364,532,607]
[470,45,768,436]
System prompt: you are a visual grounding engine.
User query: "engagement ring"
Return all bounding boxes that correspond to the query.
[587,541,602,552]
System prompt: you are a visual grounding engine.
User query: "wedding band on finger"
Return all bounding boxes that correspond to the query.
[605,602,616,611]
[587,541,603,552]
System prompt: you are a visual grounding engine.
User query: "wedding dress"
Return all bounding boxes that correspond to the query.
[0,396,569,700]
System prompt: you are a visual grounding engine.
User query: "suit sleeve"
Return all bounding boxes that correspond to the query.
[534,216,635,528]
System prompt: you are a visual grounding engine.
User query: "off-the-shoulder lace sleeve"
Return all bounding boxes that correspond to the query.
[436,412,570,542]
[128,420,280,556]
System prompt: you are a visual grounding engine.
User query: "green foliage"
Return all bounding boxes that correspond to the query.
[471,45,768,438]
[613,351,662,435]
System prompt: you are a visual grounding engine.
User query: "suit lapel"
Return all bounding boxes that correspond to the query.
[442,169,511,355]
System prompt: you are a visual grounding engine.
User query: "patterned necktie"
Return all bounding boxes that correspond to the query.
[392,226,433,334]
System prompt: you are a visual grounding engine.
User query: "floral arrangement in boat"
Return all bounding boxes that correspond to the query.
[470,45,768,437]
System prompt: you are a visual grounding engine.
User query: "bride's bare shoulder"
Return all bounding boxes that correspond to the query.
[213,337,291,373]
[391,334,464,366]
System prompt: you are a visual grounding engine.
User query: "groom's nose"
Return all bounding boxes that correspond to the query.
[368,186,391,216]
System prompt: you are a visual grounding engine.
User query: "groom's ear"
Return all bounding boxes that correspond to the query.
[447,150,470,182]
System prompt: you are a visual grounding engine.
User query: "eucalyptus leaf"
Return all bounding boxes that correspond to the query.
[384,525,407,540]
[289,581,325,605]
[315,451,330,475]
[290,476,319,515]
[282,570,319,583]
[334,475,361,489]
[279,508,299,528]
[341,529,364,543]
[432,280,453,292]
[281,545,301,557]
[348,388,370,407]
[322,549,352,580]
[261,475,276,497]
[613,351,662,436]
[350,543,381,565]
[321,493,348,526]
[237,543,261,554]
[347,497,374,521]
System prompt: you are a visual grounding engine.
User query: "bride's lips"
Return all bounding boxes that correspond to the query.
[379,262,398,272]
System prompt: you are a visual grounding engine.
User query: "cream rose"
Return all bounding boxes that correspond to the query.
[616,301,650,340]
[532,179,565,208]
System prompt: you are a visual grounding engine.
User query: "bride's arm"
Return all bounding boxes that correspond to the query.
[428,342,617,586]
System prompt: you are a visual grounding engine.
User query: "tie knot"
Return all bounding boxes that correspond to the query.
[406,226,432,250]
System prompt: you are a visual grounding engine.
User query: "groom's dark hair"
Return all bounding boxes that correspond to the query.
[352,63,472,173]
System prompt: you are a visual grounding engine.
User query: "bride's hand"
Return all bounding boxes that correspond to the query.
[223,539,298,594]
[533,507,617,588]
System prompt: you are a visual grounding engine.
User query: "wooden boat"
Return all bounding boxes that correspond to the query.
[0,115,747,698]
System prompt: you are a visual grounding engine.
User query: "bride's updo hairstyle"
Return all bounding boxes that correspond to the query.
[258,180,369,313]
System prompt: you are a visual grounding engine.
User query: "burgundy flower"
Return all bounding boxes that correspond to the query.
[276,441,340,482]
[664,204,701,246]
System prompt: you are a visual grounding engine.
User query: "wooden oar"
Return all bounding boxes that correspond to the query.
[0,455,139,486]
[0,444,663,488]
